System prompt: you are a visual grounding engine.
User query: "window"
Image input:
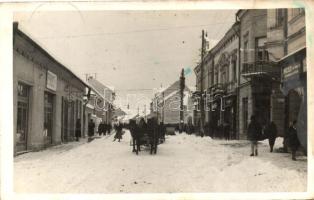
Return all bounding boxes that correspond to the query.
[255,37,269,61]
[243,41,248,62]
[242,97,248,132]
[16,82,30,151]
[221,71,226,84]
[44,92,54,145]
[291,8,304,18]
[275,9,284,27]
[232,59,237,81]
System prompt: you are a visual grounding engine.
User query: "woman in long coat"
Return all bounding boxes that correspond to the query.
[266,121,277,152]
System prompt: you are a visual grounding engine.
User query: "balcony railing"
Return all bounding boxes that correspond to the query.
[241,60,280,78]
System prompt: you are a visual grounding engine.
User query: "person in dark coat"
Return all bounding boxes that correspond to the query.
[113,122,123,142]
[75,119,81,141]
[288,120,300,161]
[247,115,262,156]
[103,122,107,136]
[88,119,95,138]
[266,121,278,152]
[98,121,104,136]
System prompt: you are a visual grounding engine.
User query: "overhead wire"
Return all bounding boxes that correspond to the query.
[31,20,235,39]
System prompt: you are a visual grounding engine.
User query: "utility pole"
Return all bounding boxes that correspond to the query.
[179,68,185,133]
[162,91,165,123]
[199,29,206,137]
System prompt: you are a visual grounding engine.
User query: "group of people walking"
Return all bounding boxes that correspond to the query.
[247,115,301,161]
[88,119,112,138]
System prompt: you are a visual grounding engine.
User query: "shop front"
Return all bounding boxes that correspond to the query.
[14,25,88,155]
[280,47,307,149]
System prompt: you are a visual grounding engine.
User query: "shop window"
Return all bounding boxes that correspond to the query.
[44,92,54,145]
[16,82,30,151]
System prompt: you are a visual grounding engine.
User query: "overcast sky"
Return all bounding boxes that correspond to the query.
[14,10,237,115]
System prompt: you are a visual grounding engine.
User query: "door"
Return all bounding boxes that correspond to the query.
[62,97,69,142]
[16,83,30,152]
[44,92,54,146]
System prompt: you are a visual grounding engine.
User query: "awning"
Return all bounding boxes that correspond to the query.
[277,46,306,63]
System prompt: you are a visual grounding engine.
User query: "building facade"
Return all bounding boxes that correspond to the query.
[194,8,306,142]
[237,9,282,139]
[14,24,89,154]
[266,8,307,147]
[194,22,240,139]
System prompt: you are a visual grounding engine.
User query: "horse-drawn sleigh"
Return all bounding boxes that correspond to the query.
[129,117,165,155]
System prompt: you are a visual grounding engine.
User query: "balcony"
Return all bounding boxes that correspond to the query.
[241,60,280,79]
[208,83,226,95]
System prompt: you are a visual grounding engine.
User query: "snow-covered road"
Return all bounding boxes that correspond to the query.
[14,130,307,193]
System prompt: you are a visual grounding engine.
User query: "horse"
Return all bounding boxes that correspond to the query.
[129,117,160,155]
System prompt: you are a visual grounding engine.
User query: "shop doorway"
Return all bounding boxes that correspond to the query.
[61,97,69,142]
[16,82,30,152]
[287,89,302,126]
[44,92,54,146]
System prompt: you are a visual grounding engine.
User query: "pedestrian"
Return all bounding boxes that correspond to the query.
[88,119,95,138]
[98,121,103,136]
[248,115,262,156]
[113,122,123,142]
[75,119,81,141]
[288,120,300,161]
[266,121,278,152]
[104,123,108,135]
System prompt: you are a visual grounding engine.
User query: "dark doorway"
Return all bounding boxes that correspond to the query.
[44,92,54,146]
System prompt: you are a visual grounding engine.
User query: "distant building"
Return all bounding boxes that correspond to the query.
[13,23,90,154]
[152,80,194,126]
[85,76,115,134]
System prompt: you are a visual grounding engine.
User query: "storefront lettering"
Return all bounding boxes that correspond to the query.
[283,63,300,79]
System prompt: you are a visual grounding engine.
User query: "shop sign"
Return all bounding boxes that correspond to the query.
[283,63,300,80]
[46,70,57,91]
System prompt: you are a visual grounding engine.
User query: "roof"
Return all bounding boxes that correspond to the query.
[87,77,115,105]
[13,22,89,89]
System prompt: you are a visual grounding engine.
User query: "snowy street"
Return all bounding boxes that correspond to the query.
[14,130,307,193]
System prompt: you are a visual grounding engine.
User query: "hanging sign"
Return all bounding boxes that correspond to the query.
[283,63,300,80]
[46,70,57,91]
